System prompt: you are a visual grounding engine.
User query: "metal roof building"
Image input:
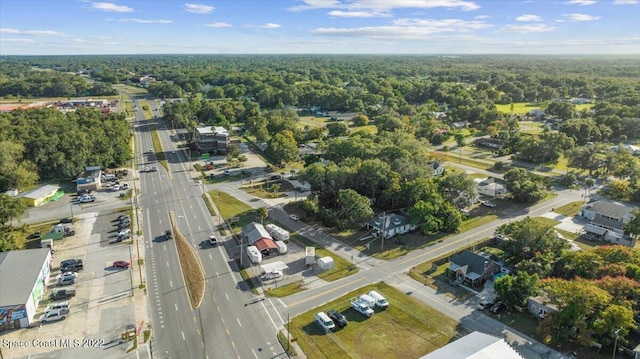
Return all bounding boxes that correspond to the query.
[420,331,524,359]
[0,248,52,331]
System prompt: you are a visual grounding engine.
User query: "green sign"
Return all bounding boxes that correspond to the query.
[201,153,210,160]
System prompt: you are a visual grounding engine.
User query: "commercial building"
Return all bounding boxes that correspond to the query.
[76,165,103,192]
[18,184,60,207]
[420,331,524,359]
[194,126,229,154]
[0,249,52,331]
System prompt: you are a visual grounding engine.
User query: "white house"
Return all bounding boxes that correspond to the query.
[474,177,507,198]
[429,162,445,177]
[367,213,416,239]
[578,200,636,246]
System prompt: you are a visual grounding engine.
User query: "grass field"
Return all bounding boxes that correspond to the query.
[266,280,307,297]
[532,217,561,229]
[289,282,460,359]
[298,115,327,128]
[149,125,169,170]
[350,124,378,135]
[553,201,583,217]
[495,102,595,115]
[208,190,253,220]
[138,99,153,120]
[288,234,359,282]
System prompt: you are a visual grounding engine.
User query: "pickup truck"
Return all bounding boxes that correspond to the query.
[350,298,374,318]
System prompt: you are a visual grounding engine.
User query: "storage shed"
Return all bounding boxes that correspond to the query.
[318,256,334,271]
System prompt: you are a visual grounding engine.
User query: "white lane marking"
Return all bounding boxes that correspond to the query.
[169,280,173,288]
[175,303,178,311]
[237,318,242,327]
[181,331,185,340]
[269,298,285,324]
[209,254,212,260]
[166,261,169,267]
[277,298,288,308]
[225,293,229,301]
[259,300,279,330]
[251,348,258,359]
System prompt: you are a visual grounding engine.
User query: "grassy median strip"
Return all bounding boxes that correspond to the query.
[289,282,459,359]
[138,99,153,119]
[149,124,169,171]
[170,211,206,308]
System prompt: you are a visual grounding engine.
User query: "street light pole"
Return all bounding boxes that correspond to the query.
[612,327,622,359]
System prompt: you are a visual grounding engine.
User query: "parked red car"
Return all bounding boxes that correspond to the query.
[113,261,130,269]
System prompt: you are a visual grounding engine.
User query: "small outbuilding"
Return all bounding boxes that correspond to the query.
[318,256,334,271]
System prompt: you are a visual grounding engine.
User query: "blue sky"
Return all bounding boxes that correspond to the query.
[1,0,639,55]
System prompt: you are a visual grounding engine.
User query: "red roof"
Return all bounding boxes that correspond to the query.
[254,238,278,251]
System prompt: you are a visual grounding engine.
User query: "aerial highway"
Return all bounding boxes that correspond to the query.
[134,99,289,359]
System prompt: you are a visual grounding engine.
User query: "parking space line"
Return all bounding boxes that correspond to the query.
[225,293,229,301]
[236,318,242,326]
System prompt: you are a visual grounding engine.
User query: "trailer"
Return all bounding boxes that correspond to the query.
[265,224,290,243]
[305,247,316,266]
[247,246,262,264]
[276,241,287,254]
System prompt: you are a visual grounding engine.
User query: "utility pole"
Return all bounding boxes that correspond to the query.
[381,212,386,252]
[612,328,622,359]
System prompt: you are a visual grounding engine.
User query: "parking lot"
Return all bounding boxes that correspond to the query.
[3,208,143,359]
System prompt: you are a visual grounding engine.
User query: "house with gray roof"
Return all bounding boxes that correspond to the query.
[241,222,278,253]
[448,250,501,288]
[579,200,636,247]
[367,213,416,239]
[0,249,52,331]
[420,331,524,359]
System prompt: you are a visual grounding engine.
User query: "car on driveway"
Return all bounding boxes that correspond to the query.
[60,259,82,268]
[56,276,75,286]
[49,288,76,300]
[113,261,130,269]
[490,301,506,314]
[481,201,496,208]
[40,309,68,324]
[27,231,42,239]
[327,309,348,328]
[477,299,494,311]
[289,214,300,221]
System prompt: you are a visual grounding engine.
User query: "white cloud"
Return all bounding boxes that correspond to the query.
[72,39,86,43]
[0,38,35,43]
[108,18,173,24]
[184,3,215,14]
[314,18,492,39]
[516,14,542,21]
[91,2,133,12]
[205,22,232,28]
[328,10,390,17]
[565,0,596,5]
[290,0,480,12]
[562,13,601,21]
[258,23,281,29]
[500,24,556,33]
[0,28,67,36]
[474,15,490,19]
[613,0,637,4]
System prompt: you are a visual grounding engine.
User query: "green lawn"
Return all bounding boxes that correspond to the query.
[553,201,583,217]
[298,115,327,128]
[149,125,169,170]
[138,100,154,120]
[495,102,542,114]
[459,214,499,233]
[532,217,561,229]
[289,282,460,359]
[209,190,253,220]
[266,280,307,297]
[351,125,378,135]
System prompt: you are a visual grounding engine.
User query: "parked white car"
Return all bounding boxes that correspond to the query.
[45,301,70,314]
[40,309,68,324]
[350,298,374,317]
[112,184,120,191]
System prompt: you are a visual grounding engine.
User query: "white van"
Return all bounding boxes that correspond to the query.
[368,290,389,309]
[315,312,335,332]
[45,301,70,314]
[358,294,376,309]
